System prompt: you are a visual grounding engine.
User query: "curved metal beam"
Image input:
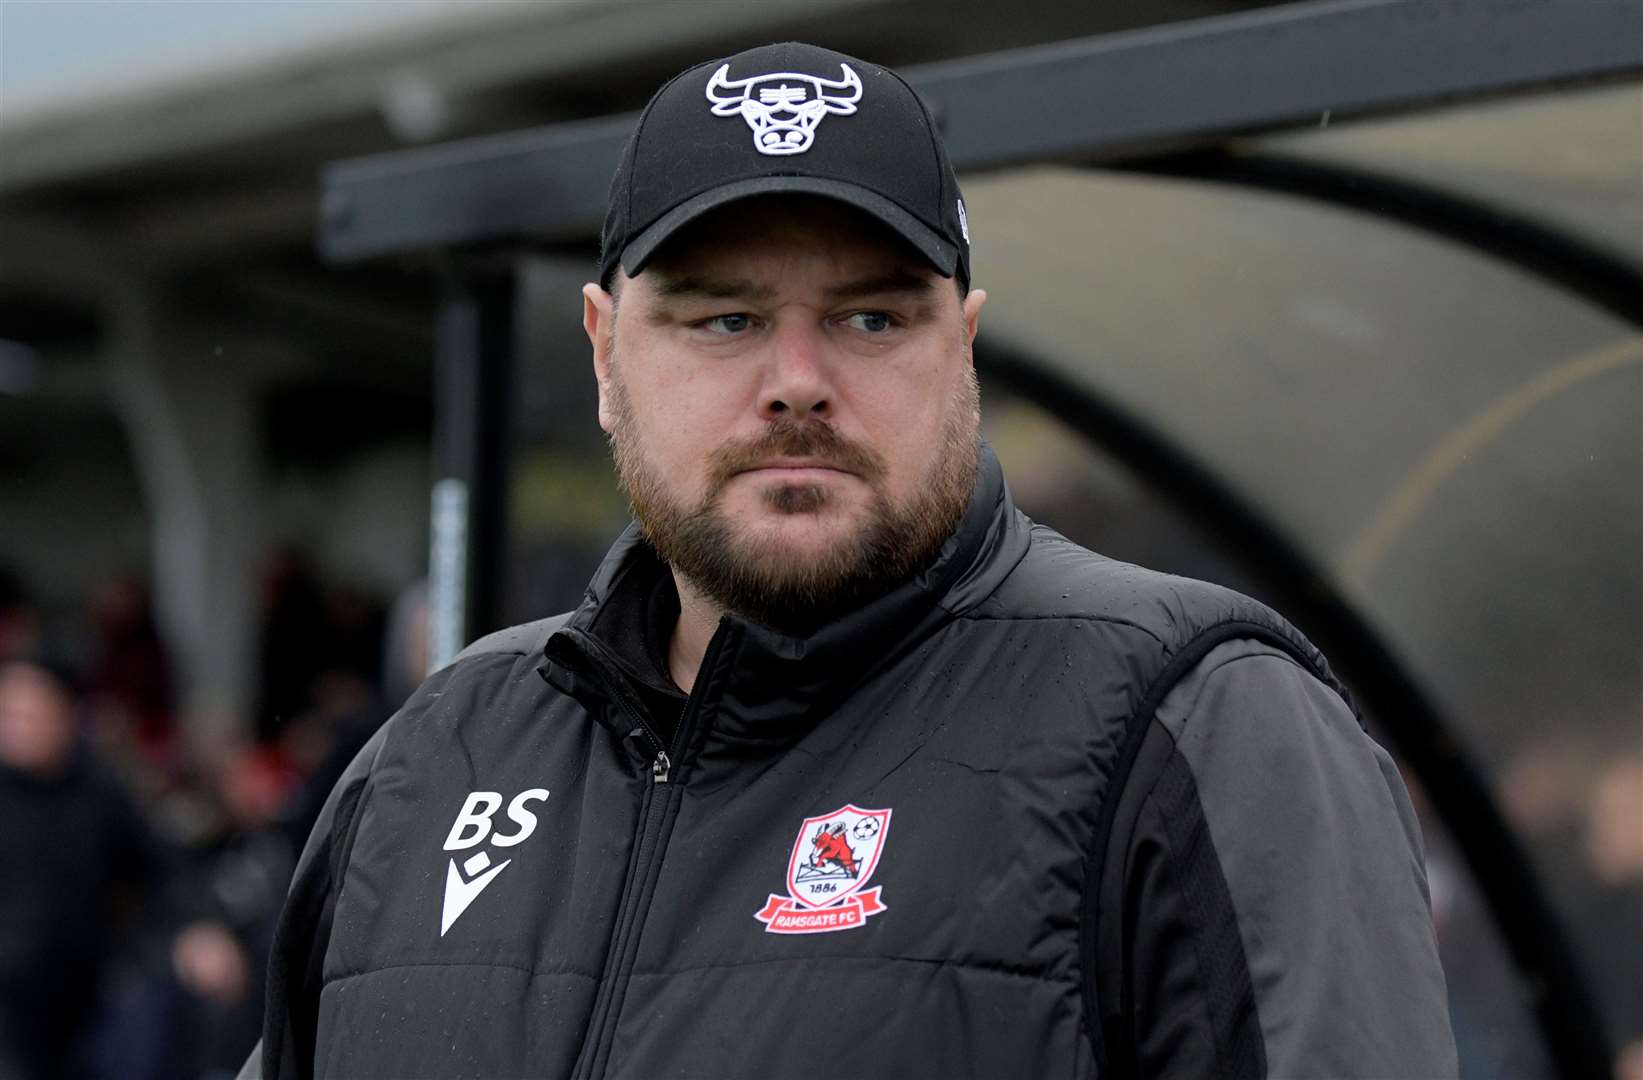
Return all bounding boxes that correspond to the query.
[1128,150,1643,329]
[975,338,1612,1080]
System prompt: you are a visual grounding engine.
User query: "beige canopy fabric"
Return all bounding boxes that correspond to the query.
[965,128,1640,770]
[1270,82,1643,271]
[963,82,1642,1065]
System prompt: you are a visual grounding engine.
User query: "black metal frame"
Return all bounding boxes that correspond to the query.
[320,0,1643,262]
[1134,150,1643,329]
[318,1,1643,1075]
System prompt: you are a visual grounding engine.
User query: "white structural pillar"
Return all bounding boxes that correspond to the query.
[105,289,262,748]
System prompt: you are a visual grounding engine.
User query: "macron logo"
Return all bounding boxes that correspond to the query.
[442,851,512,935]
[440,788,549,936]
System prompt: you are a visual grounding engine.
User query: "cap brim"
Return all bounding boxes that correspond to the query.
[618,176,959,281]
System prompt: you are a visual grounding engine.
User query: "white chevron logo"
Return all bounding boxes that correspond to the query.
[440,850,512,936]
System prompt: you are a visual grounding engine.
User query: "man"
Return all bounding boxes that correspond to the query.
[0,655,247,1079]
[249,42,1456,1079]
[0,655,132,1079]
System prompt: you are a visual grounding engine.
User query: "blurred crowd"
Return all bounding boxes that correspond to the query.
[1418,738,1643,1080]
[0,555,426,1080]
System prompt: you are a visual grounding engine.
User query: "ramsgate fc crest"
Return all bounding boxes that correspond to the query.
[755,804,891,934]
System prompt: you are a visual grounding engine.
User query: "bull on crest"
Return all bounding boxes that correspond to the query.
[806,822,861,879]
[705,62,862,156]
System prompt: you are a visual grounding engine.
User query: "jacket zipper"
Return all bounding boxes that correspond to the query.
[568,620,730,1080]
[555,628,676,783]
[630,705,671,784]
[606,679,671,784]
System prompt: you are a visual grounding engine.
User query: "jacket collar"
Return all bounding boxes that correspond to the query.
[546,441,1030,724]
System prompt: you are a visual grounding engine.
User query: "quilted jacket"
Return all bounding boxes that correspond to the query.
[249,447,1456,1079]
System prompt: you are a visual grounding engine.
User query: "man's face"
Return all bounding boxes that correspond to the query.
[583,197,987,630]
[0,662,77,777]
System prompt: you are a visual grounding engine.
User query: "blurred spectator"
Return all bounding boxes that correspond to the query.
[0,655,246,1080]
[276,668,389,854]
[0,567,42,662]
[167,747,299,1077]
[3,558,430,1076]
[1585,756,1643,893]
[1579,755,1643,1076]
[380,579,429,711]
[0,655,165,1078]
[323,583,386,694]
[1415,771,1555,1079]
[254,548,390,749]
[86,574,177,768]
[254,547,330,742]
[278,579,424,849]
[1501,741,1643,1079]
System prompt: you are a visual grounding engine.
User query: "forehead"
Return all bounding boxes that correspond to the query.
[0,663,69,706]
[631,196,938,294]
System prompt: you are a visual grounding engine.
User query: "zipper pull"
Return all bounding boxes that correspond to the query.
[652,751,671,784]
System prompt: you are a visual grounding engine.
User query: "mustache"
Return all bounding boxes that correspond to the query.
[705,418,886,495]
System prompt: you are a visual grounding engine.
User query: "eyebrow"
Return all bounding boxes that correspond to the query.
[823,269,938,302]
[652,274,776,303]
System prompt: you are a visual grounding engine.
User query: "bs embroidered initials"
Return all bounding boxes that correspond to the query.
[440,788,549,935]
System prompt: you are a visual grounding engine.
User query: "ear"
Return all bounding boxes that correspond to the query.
[583,282,616,434]
[961,287,987,360]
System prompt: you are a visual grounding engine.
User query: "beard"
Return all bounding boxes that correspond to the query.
[606,364,980,634]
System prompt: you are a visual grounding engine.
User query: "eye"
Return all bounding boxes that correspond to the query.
[700,313,753,335]
[843,311,894,333]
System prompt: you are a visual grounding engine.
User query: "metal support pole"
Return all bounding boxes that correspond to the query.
[428,267,513,670]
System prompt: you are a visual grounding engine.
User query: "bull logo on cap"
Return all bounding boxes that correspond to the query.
[705,62,862,156]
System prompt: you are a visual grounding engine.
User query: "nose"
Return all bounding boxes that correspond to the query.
[758,319,831,421]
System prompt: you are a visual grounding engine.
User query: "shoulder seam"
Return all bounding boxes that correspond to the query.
[453,614,571,663]
[1158,644,1314,741]
[456,645,533,660]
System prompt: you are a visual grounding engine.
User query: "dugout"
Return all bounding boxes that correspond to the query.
[316,2,1642,1075]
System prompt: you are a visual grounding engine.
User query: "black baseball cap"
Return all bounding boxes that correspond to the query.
[600,42,971,290]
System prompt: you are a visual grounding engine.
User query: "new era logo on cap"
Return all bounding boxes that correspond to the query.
[600,42,970,291]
